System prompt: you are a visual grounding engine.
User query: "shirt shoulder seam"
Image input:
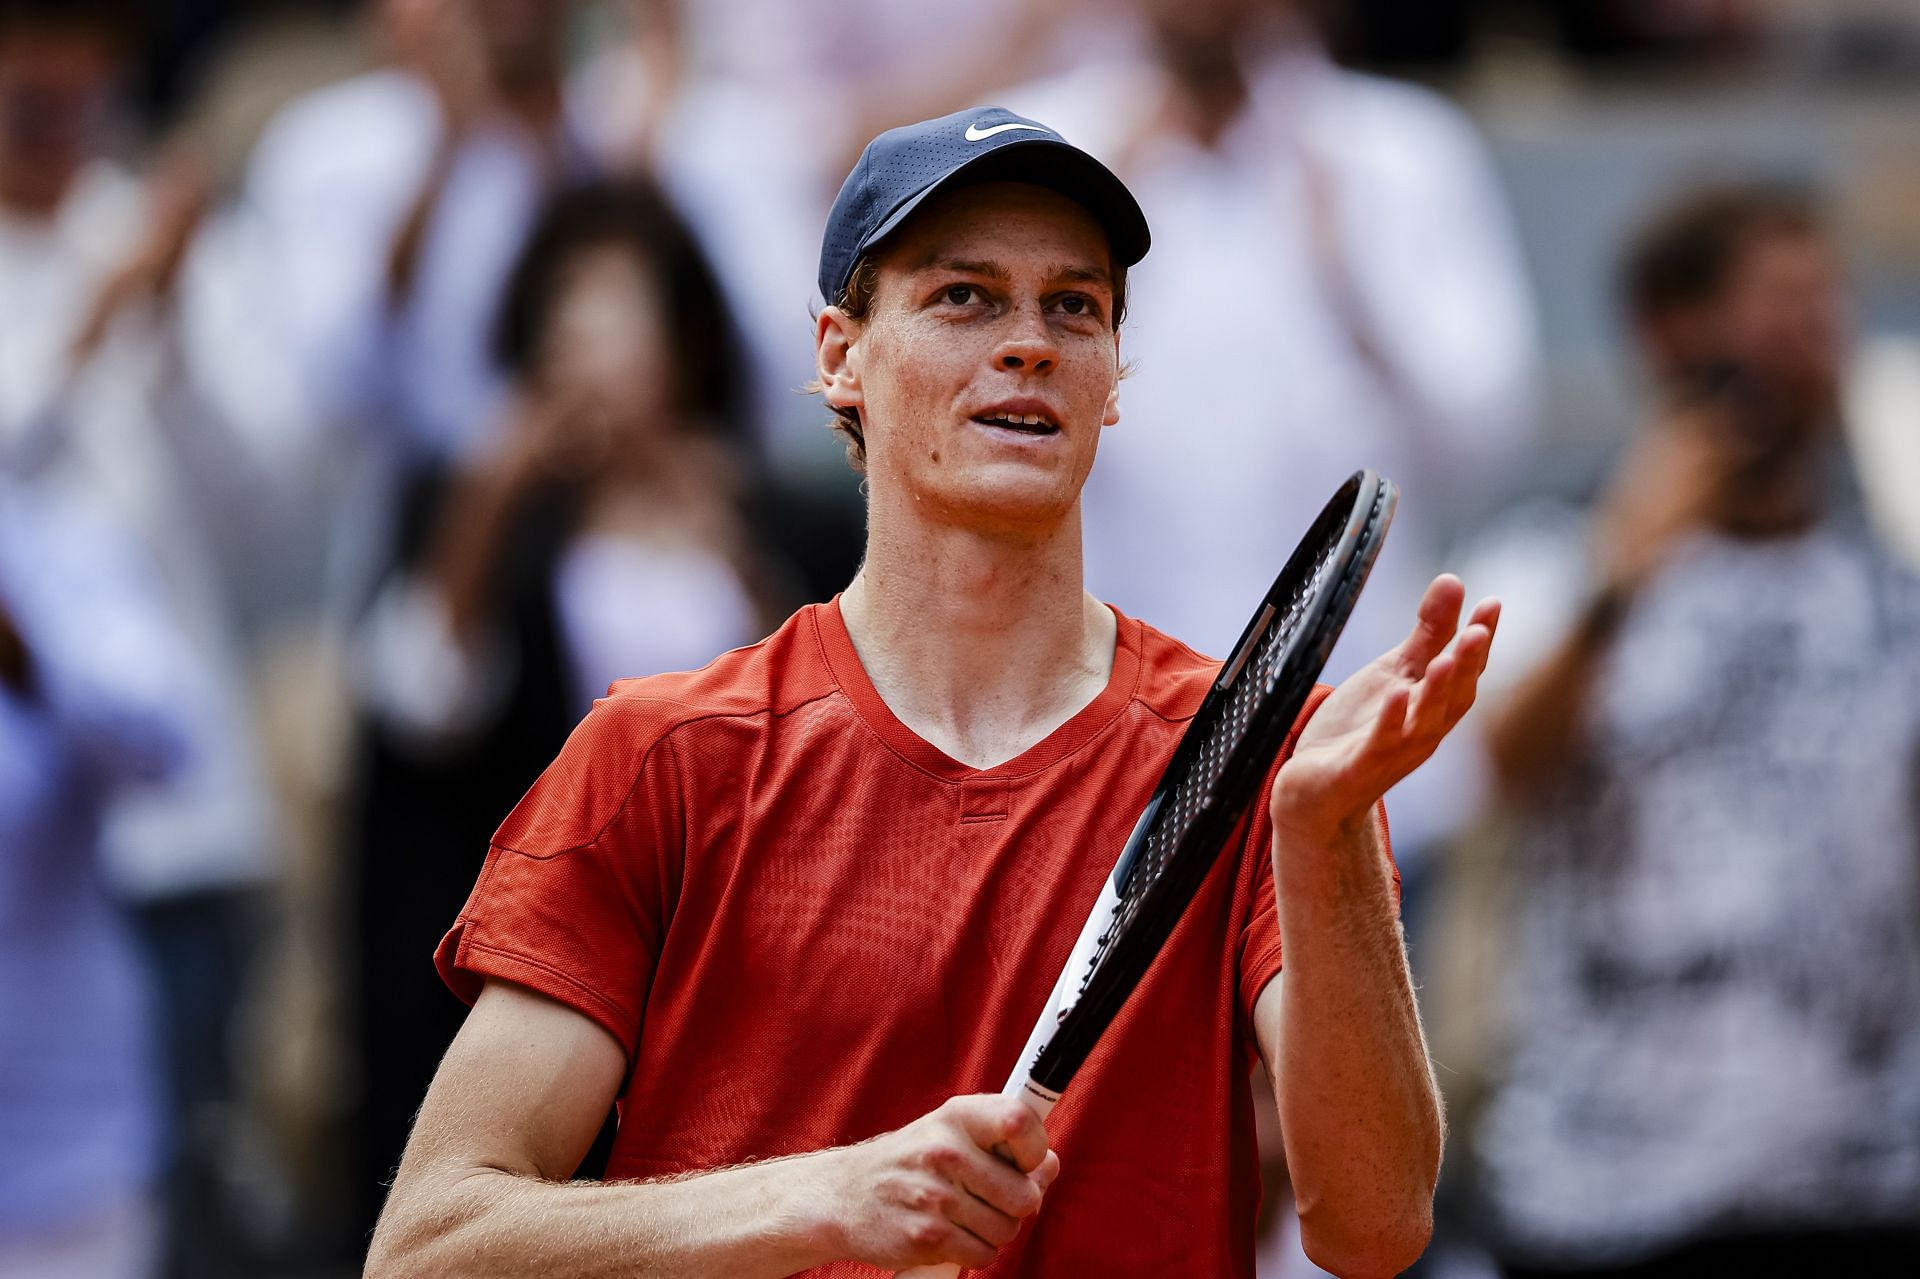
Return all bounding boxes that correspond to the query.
[489,686,844,858]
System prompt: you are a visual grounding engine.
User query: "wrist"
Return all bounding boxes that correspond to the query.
[775,1146,854,1264]
[1268,789,1375,864]
[1269,806,1395,921]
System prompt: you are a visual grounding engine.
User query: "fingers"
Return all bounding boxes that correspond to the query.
[921,1095,1051,1223]
[943,1203,1020,1261]
[906,1208,999,1271]
[951,1094,1047,1174]
[1386,593,1500,752]
[1030,1149,1060,1192]
[1445,626,1496,724]
[1364,683,1413,755]
[888,1096,1052,1268]
[1404,650,1457,740]
[903,1144,1028,1262]
[1414,597,1500,735]
[958,1169,1043,1238]
[1395,575,1466,678]
[951,1140,1043,1217]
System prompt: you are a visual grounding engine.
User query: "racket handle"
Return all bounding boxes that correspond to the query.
[893,1083,1058,1279]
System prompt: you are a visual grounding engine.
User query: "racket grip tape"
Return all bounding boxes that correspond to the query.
[893,1081,1059,1279]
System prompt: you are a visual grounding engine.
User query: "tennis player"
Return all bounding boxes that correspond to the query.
[366,107,1497,1278]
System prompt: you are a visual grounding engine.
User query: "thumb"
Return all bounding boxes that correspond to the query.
[1029,1150,1061,1192]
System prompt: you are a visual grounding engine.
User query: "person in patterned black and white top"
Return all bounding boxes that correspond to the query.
[1463,183,1920,1278]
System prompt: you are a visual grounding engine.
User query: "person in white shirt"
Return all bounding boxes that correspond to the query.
[238,0,598,614]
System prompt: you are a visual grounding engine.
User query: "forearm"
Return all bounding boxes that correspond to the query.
[368,1151,844,1279]
[1271,814,1439,1276]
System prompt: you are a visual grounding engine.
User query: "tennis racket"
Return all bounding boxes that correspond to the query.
[900,468,1397,1278]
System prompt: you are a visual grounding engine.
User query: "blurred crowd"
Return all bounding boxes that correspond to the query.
[2,0,1919,1276]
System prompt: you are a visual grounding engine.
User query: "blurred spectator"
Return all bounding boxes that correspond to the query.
[1003,0,1539,861]
[572,0,1096,458]
[1458,183,1920,1275]
[0,3,287,1275]
[0,478,206,1279]
[240,0,600,615]
[343,176,786,1239]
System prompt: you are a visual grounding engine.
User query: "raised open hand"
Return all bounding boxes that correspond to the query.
[1269,575,1499,844]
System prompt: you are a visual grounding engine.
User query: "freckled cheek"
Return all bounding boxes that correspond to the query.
[860,338,964,471]
[886,336,974,426]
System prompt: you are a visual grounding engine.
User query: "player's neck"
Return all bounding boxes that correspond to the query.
[841,510,1116,772]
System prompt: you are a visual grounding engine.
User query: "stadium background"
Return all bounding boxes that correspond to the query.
[4,1,1919,1275]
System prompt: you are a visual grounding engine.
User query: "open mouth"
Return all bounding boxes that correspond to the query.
[971,410,1060,436]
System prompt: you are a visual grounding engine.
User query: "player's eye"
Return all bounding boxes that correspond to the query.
[1055,293,1102,320]
[944,285,978,305]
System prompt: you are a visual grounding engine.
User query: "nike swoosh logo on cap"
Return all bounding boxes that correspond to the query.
[964,121,1050,142]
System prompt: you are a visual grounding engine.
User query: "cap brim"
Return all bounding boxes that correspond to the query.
[859,137,1150,272]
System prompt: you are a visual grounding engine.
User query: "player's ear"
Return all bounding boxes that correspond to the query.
[1102,334,1122,427]
[816,306,865,414]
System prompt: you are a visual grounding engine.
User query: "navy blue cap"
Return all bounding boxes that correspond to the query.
[818,105,1151,304]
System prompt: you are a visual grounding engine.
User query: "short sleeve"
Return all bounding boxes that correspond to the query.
[1236,685,1400,1032]
[434,694,690,1062]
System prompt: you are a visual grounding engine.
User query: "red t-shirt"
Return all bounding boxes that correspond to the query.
[436,598,1394,1276]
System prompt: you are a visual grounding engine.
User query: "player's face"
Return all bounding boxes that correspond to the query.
[820,182,1123,536]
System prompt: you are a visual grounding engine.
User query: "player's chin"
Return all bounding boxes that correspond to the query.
[943,472,1082,531]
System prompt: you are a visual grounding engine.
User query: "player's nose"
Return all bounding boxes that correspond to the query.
[994,305,1059,373]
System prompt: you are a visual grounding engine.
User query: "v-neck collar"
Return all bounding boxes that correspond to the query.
[809,595,1142,784]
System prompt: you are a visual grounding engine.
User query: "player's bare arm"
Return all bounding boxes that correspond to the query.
[366,980,1057,1276]
[1255,574,1500,1278]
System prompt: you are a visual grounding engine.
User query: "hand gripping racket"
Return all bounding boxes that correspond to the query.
[900,469,1397,1277]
